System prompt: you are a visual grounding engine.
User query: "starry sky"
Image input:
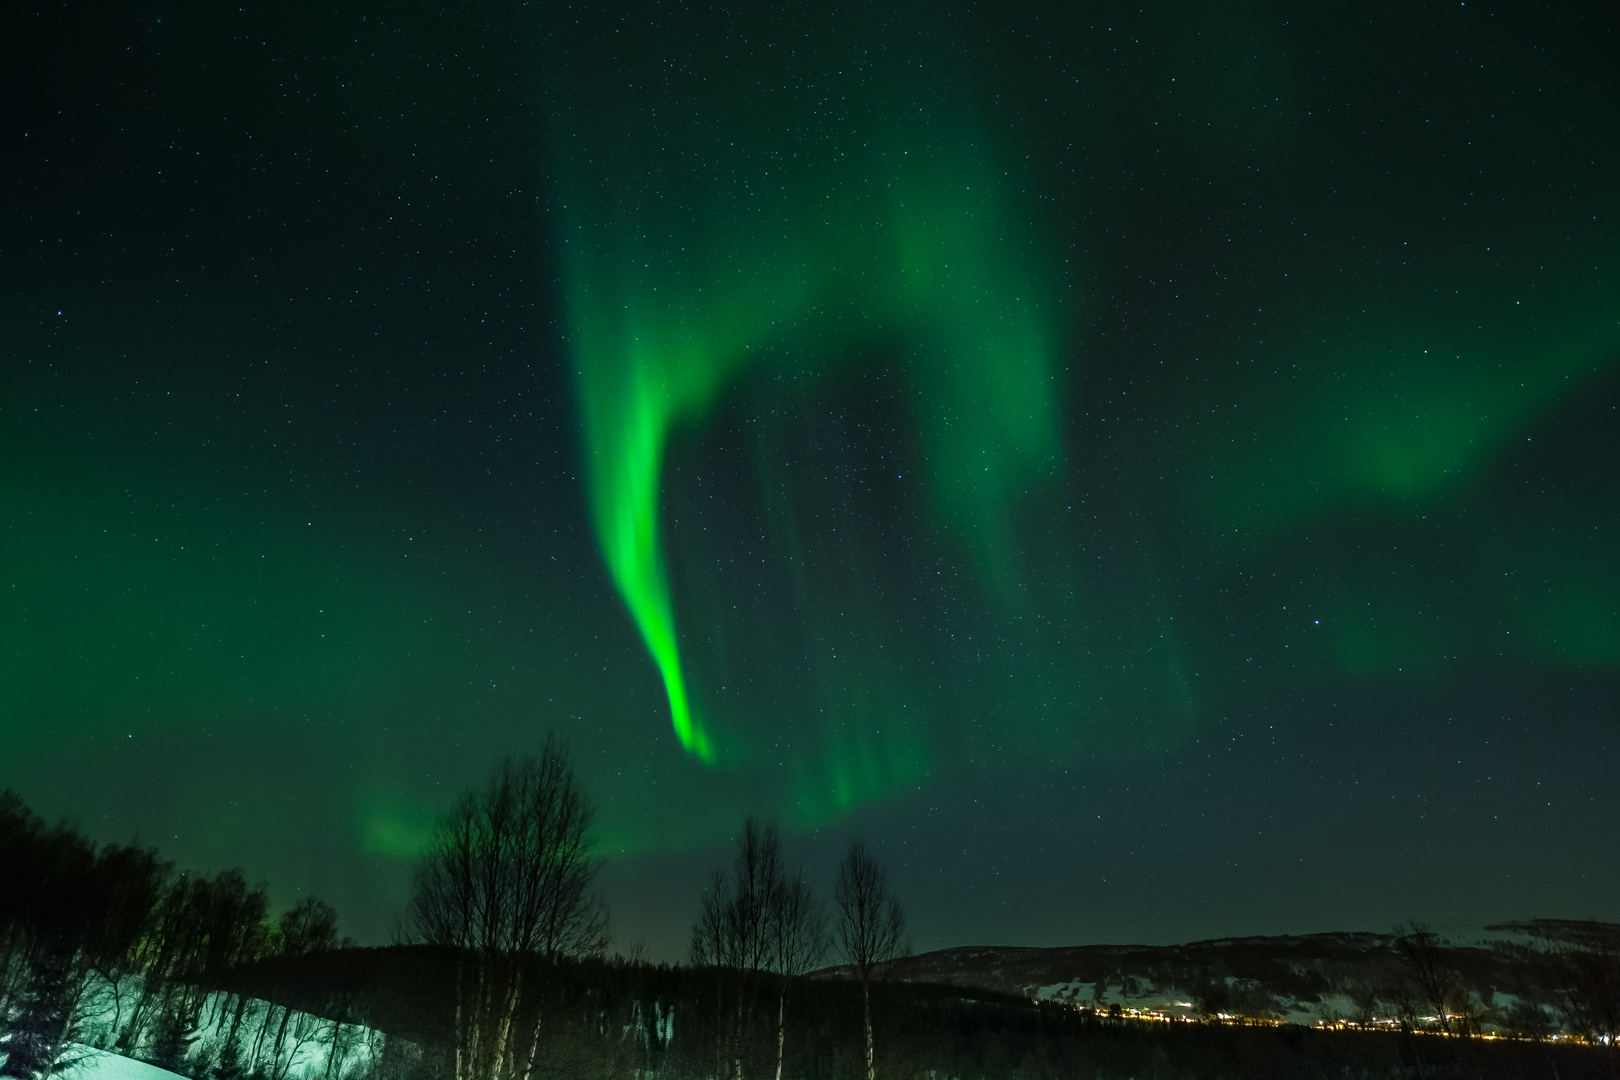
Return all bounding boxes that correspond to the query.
[3,0,1617,958]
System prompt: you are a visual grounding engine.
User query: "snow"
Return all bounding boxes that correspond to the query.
[62,1047,187,1080]
[3,982,389,1080]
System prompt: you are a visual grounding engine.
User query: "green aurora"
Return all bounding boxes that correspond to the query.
[555,2,1062,766]
[547,0,1620,813]
[3,0,1618,949]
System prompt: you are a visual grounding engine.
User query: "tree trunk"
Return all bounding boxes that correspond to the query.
[714,978,725,1080]
[466,956,488,1080]
[488,966,523,1080]
[248,1000,277,1074]
[273,1013,316,1080]
[324,1019,344,1080]
[732,985,746,1080]
[224,993,248,1052]
[453,953,466,1080]
[269,1003,293,1078]
[101,970,126,1040]
[518,1004,546,1080]
[121,974,159,1051]
[862,979,875,1080]
[773,984,786,1080]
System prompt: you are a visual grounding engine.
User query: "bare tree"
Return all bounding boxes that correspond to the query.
[81,843,172,1041]
[690,868,734,970]
[1343,979,1384,1028]
[833,842,906,1080]
[0,792,312,1080]
[406,734,608,1080]
[1394,922,1463,1036]
[244,897,343,1080]
[0,799,182,1077]
[1499,919,1620,1067]
[278,897,339,959]
[689,817,782,1080]
[690,867,734,1080]
[728,818,780,979]
[767,867,825,1080]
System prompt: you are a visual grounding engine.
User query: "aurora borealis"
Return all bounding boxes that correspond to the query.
[555,0,1062,764]
[4,0,1618,956]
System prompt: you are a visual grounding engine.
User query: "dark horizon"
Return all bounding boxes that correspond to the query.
[3,0,1617,964]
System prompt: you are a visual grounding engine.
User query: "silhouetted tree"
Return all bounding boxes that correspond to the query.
[833,843,906,1080]
[0,791,43,1019]
[0,952,84,1080]
[82,843,171,1039]
[406,734,607,1080]
[149,999,198,1075]
[690,817,783,1080]
[1500,920,1620,1069]
[279,898,340,960]
[246,897,342,1079]
[691,866,734,1080]
[767,866,825,1080]
[725,818,779,1080]
[1343,979,1384,1028]
[0,798,103,1078]
[1395,922,1464,1037]
[196,874,273,1078]
[0,793,357,1079]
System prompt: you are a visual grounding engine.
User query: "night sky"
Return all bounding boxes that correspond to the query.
[4,0,1617,959]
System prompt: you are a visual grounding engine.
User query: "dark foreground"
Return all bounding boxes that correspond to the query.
[227,945,1612,1080]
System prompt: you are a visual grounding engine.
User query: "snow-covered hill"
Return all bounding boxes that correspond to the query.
[60,1047,186,1080]
[867,931,1522,1027]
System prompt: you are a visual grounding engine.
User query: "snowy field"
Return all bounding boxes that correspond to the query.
[1,1047,182,1080]
[62,1048,186,1080]
[2,981,390,1080]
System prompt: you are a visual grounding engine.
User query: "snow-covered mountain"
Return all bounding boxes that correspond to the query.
[863,931,1515,1026]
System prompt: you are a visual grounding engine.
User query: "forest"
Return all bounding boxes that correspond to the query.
[4,738,1618,1080]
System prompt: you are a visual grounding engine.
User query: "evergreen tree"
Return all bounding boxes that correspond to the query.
[211,1037,246,1080]
[0,953,74,1080]
[150,1003,198,1076]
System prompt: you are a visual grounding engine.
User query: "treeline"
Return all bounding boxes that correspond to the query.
[194,945,1619,1080]
[0,790,373,1080]
[5,732,1619,1080]
[393,737,910,1080]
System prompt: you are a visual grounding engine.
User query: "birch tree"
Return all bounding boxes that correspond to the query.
[406,735,608,1080]
[689,817,780,1080]
[767,867,825,1080]
[833,843,906,1080]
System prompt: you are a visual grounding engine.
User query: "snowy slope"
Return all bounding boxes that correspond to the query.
[64,1048,188,1080]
